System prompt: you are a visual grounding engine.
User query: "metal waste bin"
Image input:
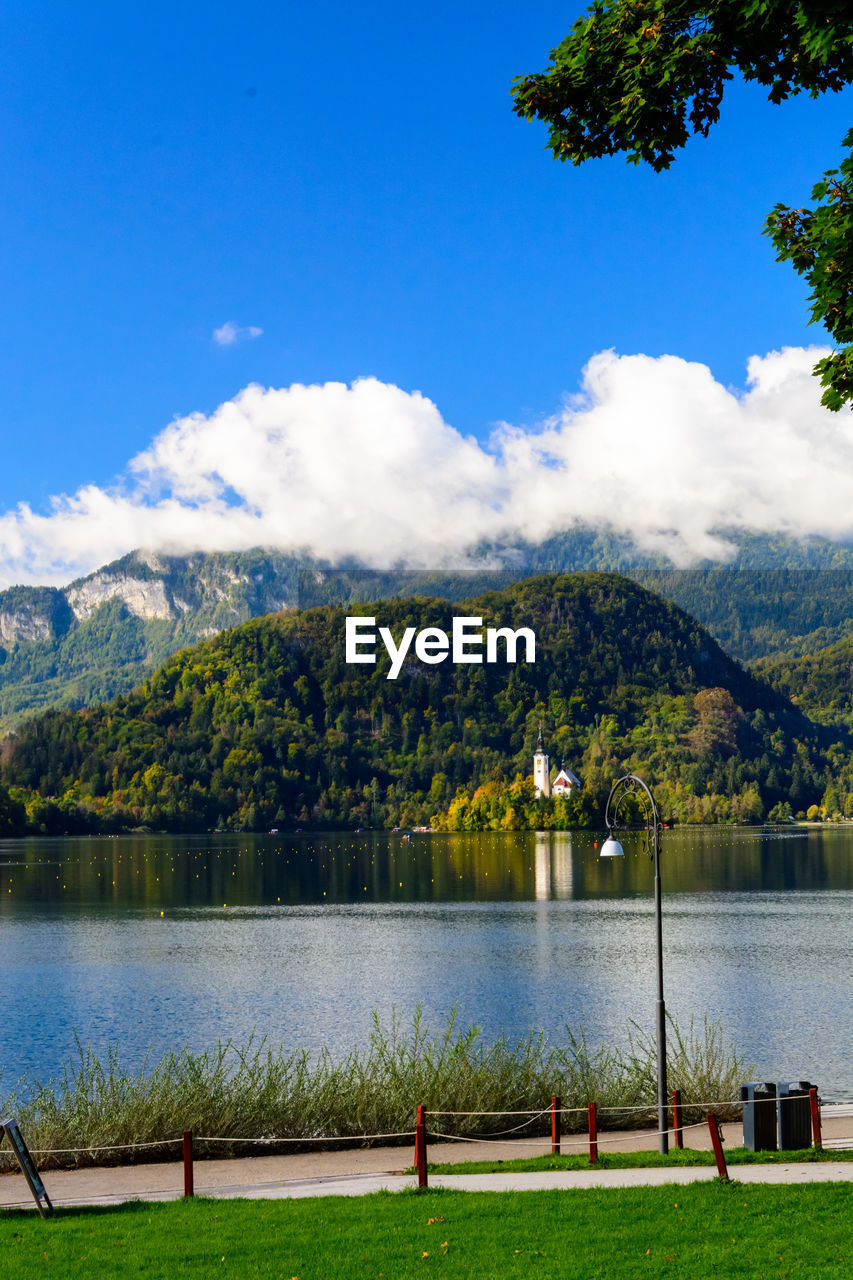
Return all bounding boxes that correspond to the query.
[778,1081,813,1150]
[741,1081,777,1152]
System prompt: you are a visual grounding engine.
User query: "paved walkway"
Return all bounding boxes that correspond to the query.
[1,1111,850,1211]
[10,1163,853,1209]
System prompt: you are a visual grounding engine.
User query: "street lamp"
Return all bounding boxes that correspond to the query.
[601,774,669,1154]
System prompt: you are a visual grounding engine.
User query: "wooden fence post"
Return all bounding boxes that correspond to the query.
[182,1130,194,1198]
[551,1096,561,1156]
[672,1089,683,1149]
[706,1113,728,1180]
[588,1101,598,1164]
[809,1087,822,1150]
[415,1105,428,1189]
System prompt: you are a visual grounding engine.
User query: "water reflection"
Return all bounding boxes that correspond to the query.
[551,834,574,900]
[534,833,551,900]
[1,826,850,911]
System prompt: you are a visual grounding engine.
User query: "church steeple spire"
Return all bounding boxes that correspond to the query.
[533,723,550,797]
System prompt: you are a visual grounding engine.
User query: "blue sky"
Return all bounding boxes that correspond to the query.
[1,2,853,582]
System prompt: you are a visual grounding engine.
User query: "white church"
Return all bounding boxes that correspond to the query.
[533,726,581,799]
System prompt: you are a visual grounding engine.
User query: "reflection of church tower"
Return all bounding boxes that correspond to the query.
[533,725,550,798]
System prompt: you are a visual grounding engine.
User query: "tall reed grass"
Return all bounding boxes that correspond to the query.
[0,1010,752,1169]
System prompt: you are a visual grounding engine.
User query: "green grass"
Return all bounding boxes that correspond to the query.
[1,1185,851,1279]
[424,1146,853,1175]
[1,1010,751,1171]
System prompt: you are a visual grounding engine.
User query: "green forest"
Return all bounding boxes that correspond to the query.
[7,535,853,734]
[1,572,848,836]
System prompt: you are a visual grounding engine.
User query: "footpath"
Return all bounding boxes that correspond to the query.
[2,1109,852,1210]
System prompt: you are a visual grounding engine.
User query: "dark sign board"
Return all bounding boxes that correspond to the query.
[1,1118,53,1217]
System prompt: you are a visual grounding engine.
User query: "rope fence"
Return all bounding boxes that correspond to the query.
[27,1138,183,1156]
[428,1108,555,1117]
[194,1130,417,1146]
[3,1088,851,1205]
[427,1119,710,1148]
[408,1089,843,1188]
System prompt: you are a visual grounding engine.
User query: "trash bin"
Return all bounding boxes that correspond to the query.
[778,1081,813,1150]
[741,1082,777,1152]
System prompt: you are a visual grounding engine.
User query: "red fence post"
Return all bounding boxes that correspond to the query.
[672,1089,683,1149]
[706,1113,728,1180]
[551,1096,561,1156]
[809,1087,822,1150]
[588,1101,598,1164]
[182,1130,194,1198]
[415,1105,428,1190]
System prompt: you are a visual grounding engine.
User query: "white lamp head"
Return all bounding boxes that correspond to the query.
[599,835,625,858]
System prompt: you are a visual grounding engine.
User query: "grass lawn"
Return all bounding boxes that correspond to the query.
[424,1146,853,1175]
[1,1184,851,1279]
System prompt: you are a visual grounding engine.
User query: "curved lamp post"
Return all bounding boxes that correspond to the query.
[601,774,669,1154]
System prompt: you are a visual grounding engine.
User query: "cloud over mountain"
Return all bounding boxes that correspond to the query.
[0,345,848,587]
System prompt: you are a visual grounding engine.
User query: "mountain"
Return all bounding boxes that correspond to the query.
[6,533,853,730]
[301,563,853,666]
[0,573,831,834]
[0,549,299,729]
[756,636,853,730]
[754,638,853,819]
[631,569,853,664]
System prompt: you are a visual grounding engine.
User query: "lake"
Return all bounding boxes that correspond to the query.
[0,826,851,1099]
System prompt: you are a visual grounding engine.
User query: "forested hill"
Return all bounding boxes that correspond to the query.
[7,538,853,730]
[0,574,834,833]
[757,637,853,730]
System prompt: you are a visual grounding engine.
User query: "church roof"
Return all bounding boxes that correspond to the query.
[553,767,582,789]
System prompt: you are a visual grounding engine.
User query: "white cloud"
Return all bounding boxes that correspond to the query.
[212,321,263,347]
[496,344,849,565]
[1,345,851,588]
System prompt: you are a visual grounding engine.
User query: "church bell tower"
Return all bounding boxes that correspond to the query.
[533,725,550,798]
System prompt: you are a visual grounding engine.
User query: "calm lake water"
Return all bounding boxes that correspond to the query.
[0,826,851,1098]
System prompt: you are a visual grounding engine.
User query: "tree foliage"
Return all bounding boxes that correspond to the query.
[765,132,853,409]
[0,573,838,833]
[511,1,853,409]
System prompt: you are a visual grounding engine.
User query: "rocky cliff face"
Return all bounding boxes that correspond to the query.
[0,549,301,730]
[66,572,175,622]
[0,587,71,647]
[0,603,55,645]
[55,548,301,627]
